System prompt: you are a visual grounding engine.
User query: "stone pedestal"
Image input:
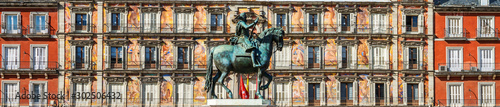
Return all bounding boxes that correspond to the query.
[204,99,274,107]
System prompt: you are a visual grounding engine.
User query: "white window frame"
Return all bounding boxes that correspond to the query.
[307,46,322,69]
[306,13,321,33]
[142,12,160,33]
[71,11,92,33]
[274,81,292,106]
[371,13,388,34]
[445,16,464,37]
[1,11,21,34]
[29,81,48,107]
[337,45,357,69]
[478,82,495,106]
[336,81,358,105]
[477,47,495,72]
[176,12,194,33]
[371,45,389,69]
[403,82,423,106]
[30,44,48,70]
[2,44,20,70]
[402,10,424,34]
[2,80,20,107]
[107,82,126,106]
[337,13,356,33]
[369,81,390,106]
[107,12,126,33]
[477,16,495,37]
[176,82,193,106]
[71,45,91,70]
[273,13,289,33]
[446,82,464,106]
[71,82,91,106]
[403,46,423,70]
[105,45,127,70]
[208,13,225,33]
[141,46,160,69]
[273,44,291,69]
[446,47,463,72]
[30,12,49,34]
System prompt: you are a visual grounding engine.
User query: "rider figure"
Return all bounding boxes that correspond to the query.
[235,13,261,67]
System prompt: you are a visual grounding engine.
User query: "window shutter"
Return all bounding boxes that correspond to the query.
[353,81,358,105]
[107,13,111,32]
[122,45,128,69]
[418,14,423,34]
[402,13,406,34]
[350,46,356,68]
[84,46,90,69]
[121,13,126,32]
[418,82,424,105]
[337,45,342,68]
[350,13,355,32]
[1,13,4,32]
[369,82,375,105]
[71,13,75,32]
[156,46,160,69]
[105,46,109,69]
[71,46,76,69]
[188,13,193,33]
[141,46,145,69]
[87,13,91,32]
[45,14,49,33]
[372,14,378,33]
[176,13,182,33]
[383,14,388,33]
[403,82,407,105]
[304,82,309,105]
[337,13,341,32]
[152,13,157,32]
[320,82,326,105]
[404,47,408,69]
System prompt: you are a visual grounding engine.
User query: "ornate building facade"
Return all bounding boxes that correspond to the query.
[0,0,436,106]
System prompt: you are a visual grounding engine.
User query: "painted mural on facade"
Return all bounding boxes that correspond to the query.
[292,76,306,105]
[161,75,174,106]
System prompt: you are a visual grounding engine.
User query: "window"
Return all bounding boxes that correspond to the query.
[176,13,193,33]
[308,83,320,106]
[75,14,88,31]
[407,84,419,105]
[408,48,418,69]
[73,82,90,106]
[75,46,85,69]
[479,0,489,6]
[275,82,290,106]
[446,16,463,37]
[375,84,385,105]
[308,46,320,68]
[447,48,463,71]
[3,45,19,70]
[110,47,123,69]
[372,13,387,33]
[276,14,287,29]
[108,83,124,106]
[32,46,47,70]
[144,47,157,69]
[32,14,48,34]
[309,14,318,32]
[176,82,193,106]
[142,83,158,106]
[30,82,46,107]
[447,83,464,106]
[340,82,353,105]
[3,13,20,34]
[178,47,189,69]
[210,14,223,32]
[111,13,120,31]
[341,46,349,68]
[405,16,418,32]
[143,12,157,33]
[478,16,495,37]
[274,45,291,69]
[478,48,494,71]
[2,81,19,107]
[341,14,350,32]
[478,82,495,106]
[372,46,387,69]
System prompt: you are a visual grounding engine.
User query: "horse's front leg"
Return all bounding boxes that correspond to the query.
[259,71,272,90]
[255,69,264,99]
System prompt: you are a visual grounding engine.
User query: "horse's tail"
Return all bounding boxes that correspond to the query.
[204,49,214,92]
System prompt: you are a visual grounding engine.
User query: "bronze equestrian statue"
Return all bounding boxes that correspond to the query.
[204,13,284,99]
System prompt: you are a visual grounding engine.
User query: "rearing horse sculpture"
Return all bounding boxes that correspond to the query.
[205,28,284,99]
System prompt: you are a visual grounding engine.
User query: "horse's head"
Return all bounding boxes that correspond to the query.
[267,28,284,51]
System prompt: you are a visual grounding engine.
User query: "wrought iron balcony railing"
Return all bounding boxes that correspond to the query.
[285,24,392,34]
[104,23,230,34]
[476,28,498,38]
[436,99,499,107]
[1,61,58,70]
[402,61,426,70]
[445,28,467,38]
[437,63,500,72]
[272,60,391,70]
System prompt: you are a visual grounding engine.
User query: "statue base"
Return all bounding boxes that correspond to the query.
[203,99,273,107]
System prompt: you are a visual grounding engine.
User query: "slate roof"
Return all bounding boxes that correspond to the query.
[436,0,500,6]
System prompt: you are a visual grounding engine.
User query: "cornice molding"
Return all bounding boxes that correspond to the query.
[138,40,163,46]
[68,40,95,46]
[104,40,130,46]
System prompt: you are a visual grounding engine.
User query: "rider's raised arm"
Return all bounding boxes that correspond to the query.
[238,17,259,29]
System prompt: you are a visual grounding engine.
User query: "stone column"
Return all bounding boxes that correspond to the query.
[96,1,104,106]
[57,1,66,106]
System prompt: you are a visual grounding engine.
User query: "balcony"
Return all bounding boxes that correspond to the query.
[71,60,92,70]
[0,26,25,38]
[69,23,95,36]
[104,24,230,36]
[26,24,55,38]
[272,60,391,71]
[285,24,391,35]
[1,61,58,71]
[102,61,208,71]
[476,28,499,41]
[402,61,426,70]
[437,63,500,74]
[444,28,467,41]
[436,99,499,107]
[400,0,426,5]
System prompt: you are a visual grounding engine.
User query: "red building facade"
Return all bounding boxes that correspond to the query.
[0,1,59,106]
[434,0,500,106]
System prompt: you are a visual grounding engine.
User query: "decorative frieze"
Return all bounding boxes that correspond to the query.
[303,76,327,83]
[205,7,228,13]
[335,76,359,82]
[367,40,391,45]
[139,7,162,12]
[302,7,326,13]
[172,77,196,83]
[402,9,424,15]
[401,41,425,46]
[367,76,392,82]
[304,40,327,46]
[139,77,162,83]
[205,41,229,47]
[104,77,127,83]
[172,40,197,46]
[335,5,357,13]
[69,6,93,12]
[173,7,196,13]
[283,40,295,46]
[138,40,163,46]
[368,5,391,13]
[401,76,425,83]
[104,40,129,46]
[270,7,294,13]
[335,40,359,46]
[68,40,95,46]
[69,76,92,83]
[105,6,129,13]
[273,76,295,83]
